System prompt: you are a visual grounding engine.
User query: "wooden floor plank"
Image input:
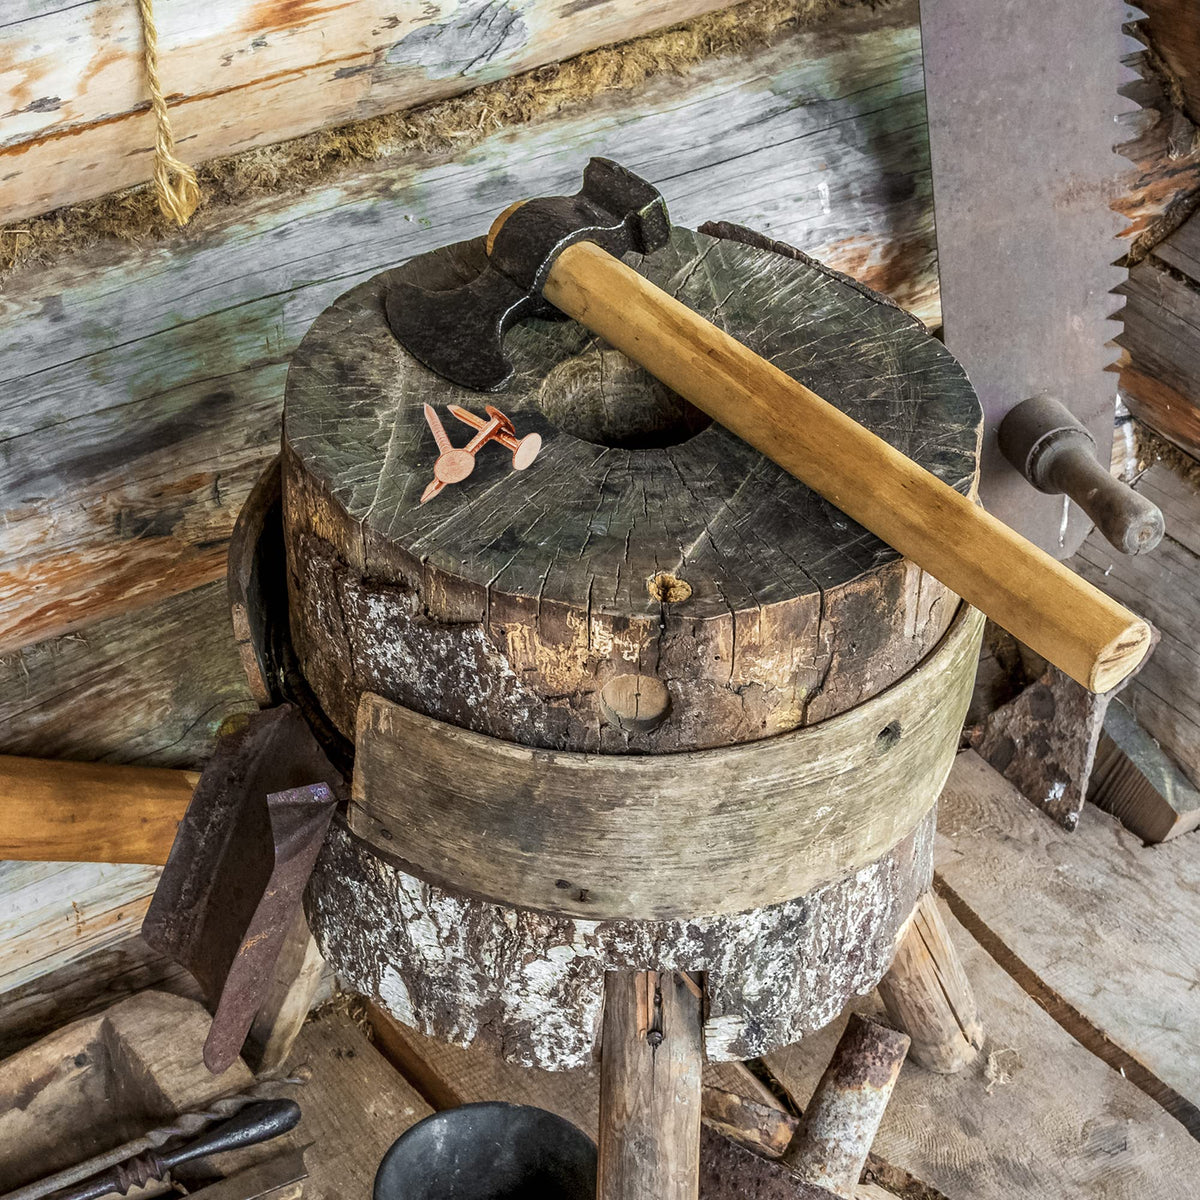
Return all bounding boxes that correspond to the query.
[766,894,1200,1200]
[937,750,1200,1122]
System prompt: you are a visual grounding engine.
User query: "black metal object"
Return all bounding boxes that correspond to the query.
[373,1104,596,1200]
[143,704,344,1074]
[46,1101,301,1200]
[998,393,1164,555]
[385,158,669,392]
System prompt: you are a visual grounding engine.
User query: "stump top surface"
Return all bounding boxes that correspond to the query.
[285,227,981,620]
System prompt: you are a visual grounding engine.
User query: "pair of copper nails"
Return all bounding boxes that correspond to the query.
[421,404,542,503]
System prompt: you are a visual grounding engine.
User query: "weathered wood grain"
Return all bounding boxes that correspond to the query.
[0,2,935,654]
[0,0,773,223]
[349,608,981,921]
[0,938,198,1059]
[1141,0,1200,126]
[0,579,255,766]
[1069,460,1200,787]
[936,750,1200,1121]
[1089,697,1200,843]
[0,581,254,1051]
[876,892,982,1074]
[766,895,1200,1200]
[0,990,252,1192]
[0,860,161,1001]
[598,971,704,1200]
[1117,253,1200,458]
[285,225,976,754]
[260,1007,433,1200]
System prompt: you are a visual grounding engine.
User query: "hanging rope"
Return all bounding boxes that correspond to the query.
[136,0,201,225]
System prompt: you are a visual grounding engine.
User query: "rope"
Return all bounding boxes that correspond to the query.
[136,0,201,225]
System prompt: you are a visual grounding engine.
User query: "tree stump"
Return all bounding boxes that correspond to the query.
[285,224,984,1068]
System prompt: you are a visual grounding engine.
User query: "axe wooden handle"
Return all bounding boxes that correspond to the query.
[537,239,1150,693]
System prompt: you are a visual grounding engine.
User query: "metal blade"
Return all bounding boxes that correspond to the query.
[920,0,1144,557]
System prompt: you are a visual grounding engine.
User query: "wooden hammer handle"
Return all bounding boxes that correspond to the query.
[0,755,195,864]
[543,241,1150,693]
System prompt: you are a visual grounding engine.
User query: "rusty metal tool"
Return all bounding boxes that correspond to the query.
[919,1,1153,557]
[385,158,1151,693]
[41,1101,300,1200]
[420,402,540,502]
[143,704,343,1074]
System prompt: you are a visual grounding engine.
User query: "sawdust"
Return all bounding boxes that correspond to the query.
[984,1046,1021,1093]
[0,0,859,278]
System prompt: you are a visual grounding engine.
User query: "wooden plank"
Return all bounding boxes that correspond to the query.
[0,581,253,1050]
[766,894,1200,1200]
[0,0,772,223]
[266,1008,432,1199]
[1141,0,1200,125]
[597,971,704,1200]
[0,579,255,765]
[0,755,195,863]
[0,990,252,1192]
[0,938,198,1060]
[1070,460,1200,786]
[195,1006,433,1196]
[0,0,936,654]
[0,859,161,998]
[1089,697,1200,843]
[936,750,1200,1122]
[1117,257,1200,457]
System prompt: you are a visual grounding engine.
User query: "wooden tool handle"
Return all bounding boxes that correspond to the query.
[541,241,1150,693]
[0,755,195,864]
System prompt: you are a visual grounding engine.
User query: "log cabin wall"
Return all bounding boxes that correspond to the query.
[0,0,1198,1051]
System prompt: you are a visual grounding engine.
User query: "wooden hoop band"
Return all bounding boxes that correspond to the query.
[349,602,984,921]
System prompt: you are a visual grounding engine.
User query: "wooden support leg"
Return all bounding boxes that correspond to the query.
[781,1013,910,1199]
[876,892,983,1073]
[243,911,328,1073]
[598,970,704,1200]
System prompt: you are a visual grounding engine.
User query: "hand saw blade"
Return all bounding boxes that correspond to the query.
[919,0,1146,557]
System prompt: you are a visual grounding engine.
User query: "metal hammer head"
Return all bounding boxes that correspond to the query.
[385,158,670,391]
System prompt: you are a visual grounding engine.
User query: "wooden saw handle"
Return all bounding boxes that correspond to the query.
[535,240,1150,693]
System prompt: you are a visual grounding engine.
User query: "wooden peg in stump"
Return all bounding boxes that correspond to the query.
[598,971,704,1200]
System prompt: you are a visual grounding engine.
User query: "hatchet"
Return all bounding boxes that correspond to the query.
[385,159,1150,694]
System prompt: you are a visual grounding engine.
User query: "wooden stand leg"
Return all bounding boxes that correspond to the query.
[598,970,704,1200]
[781,1013,909,1199]
[876,892,983,1074]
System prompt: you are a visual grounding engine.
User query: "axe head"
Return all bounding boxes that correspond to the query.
[385,158,670,392]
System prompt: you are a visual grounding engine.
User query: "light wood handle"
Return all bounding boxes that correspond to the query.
[540,241,1150,693]
[0,755,195,864]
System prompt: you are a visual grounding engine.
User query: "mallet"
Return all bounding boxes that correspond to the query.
[386,159,1151,694]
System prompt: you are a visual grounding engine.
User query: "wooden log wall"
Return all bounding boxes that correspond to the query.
[1118,1,1200,452]
[1,0,757,222]
[1,0,1198,1037]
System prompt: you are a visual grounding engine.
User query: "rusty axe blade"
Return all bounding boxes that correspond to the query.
[142,704,343,1074]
